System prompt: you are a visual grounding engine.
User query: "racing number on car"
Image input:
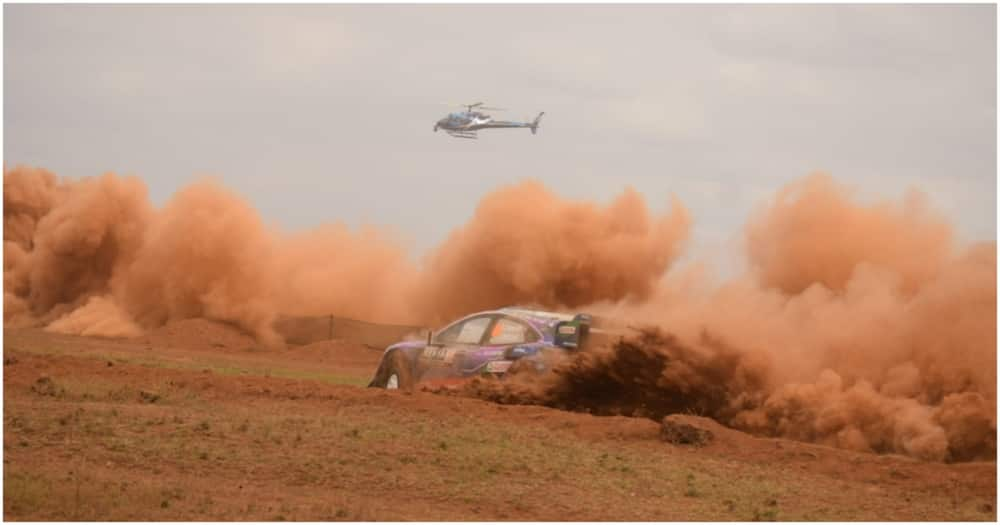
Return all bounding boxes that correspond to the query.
[425,347,456,363]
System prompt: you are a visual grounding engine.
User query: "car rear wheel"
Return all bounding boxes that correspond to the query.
[506,358,543,378]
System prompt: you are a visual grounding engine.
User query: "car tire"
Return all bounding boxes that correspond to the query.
[373,351,415,391]
[506,358,543,378]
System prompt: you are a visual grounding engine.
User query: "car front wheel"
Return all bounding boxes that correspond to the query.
[373,351,415,391]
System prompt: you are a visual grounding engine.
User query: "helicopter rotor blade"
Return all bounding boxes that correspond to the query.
[440,102,506,111]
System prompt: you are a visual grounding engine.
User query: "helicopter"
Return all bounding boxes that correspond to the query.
[433,102,544,139]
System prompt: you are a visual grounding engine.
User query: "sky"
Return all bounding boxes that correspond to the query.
[5,4,997,276]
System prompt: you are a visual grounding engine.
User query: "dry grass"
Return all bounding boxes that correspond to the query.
[3,328,996,521]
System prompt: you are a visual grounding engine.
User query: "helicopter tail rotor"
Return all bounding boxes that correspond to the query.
[530,112,545,135]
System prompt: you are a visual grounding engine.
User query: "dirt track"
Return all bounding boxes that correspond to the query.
[3,322,996,521]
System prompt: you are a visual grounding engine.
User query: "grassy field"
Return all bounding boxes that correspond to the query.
[3,327,996,521]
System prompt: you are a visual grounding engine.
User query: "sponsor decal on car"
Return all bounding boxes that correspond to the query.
[425,347,458,363]
[485,360,513,373]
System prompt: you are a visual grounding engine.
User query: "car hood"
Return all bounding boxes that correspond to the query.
[386,340,426,352]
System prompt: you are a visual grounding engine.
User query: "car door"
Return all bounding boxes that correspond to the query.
[465,315,543,375]
[417,314,493,381]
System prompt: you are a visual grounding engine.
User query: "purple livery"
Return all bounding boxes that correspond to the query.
[368,307,592,390]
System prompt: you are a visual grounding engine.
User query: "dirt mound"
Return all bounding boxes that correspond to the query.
[274,315,425,349]
[290,339,383,368]
[141,318,258,351]
[295,339,366,353]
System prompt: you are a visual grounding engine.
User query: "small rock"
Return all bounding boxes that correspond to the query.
[107,361,114,367]
[139,390,161,403]
[660,416,714,446]
[4,356,18,366]
[979,503,993,514]
[31,376,63,397]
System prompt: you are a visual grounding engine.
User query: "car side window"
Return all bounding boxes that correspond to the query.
[487,317,539,345]
[435,316,492,345]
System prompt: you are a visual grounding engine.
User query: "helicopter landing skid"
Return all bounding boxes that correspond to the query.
[447,130,478,139]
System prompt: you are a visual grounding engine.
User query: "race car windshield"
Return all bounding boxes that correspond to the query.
[435,316,491,345]
[488,318,538,345]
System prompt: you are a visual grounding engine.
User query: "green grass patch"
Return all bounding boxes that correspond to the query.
[9,344,369,387]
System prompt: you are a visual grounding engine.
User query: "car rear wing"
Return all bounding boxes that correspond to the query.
[553,314,591,349]
[555,313,639,350]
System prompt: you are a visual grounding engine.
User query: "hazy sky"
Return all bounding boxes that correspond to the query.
[5,4,997,275]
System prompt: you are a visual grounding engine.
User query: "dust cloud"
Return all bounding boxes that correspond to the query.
[4,166,994,461]
[46,295,143,338]
[3,166,688,343]
[746,174,954,295]
[4,170,152,328]
[460,174,996,462]
[411,181,690,324]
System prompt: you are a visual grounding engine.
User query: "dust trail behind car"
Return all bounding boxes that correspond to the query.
[449,176,996,463]
[451,320,995,463]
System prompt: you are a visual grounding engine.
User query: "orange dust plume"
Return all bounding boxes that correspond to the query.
[3,169,421,344]
[5,165,994,462]
[411,180,691,325]
[4,169,152,328]
[460,174,996,462]
[4,167,689,343]
[746,173,953,295]
[46,295,143,338]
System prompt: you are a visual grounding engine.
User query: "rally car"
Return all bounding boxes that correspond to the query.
[368,307,594,390]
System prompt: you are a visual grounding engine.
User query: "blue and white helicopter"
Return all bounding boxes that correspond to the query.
[433,102,544,140]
